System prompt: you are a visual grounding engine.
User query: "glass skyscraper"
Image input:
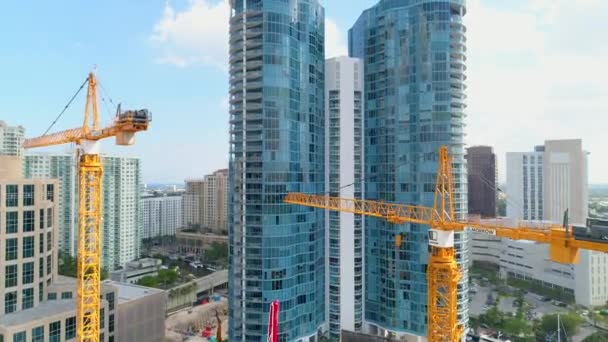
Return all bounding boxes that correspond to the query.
[349,0,468,338]
[228,1,326,341]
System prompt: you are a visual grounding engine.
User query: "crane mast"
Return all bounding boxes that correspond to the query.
[23,72,150,342]
[285,145,608,342]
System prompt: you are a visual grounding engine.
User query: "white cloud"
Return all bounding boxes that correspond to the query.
[151,2,349,67]
[465,0,608,183]
[150,0,230,69]
[326,18,348,58]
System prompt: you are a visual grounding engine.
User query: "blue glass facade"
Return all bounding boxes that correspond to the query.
[228,1,326,341]
[349,0,469,337]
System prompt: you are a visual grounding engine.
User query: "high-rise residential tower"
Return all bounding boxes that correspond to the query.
[228,1,326,341]
[350,1,468,339]
[465,146,496,217]
[0,121,25,156]
[102,156,143,270]
[325,56,364,339]
[141,193,183,239]
[23,153,142,270]
[184,169,229,234]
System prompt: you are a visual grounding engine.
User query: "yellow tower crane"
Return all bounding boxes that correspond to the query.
[23,72,150,342]
[285,145,608,342]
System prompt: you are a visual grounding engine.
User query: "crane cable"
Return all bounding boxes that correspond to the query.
[42,76,89,136]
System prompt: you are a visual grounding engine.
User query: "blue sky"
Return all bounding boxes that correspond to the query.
[1,0,606,184]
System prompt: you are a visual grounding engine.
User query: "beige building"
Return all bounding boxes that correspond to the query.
[183,169,228,234]
[0,121,25,157]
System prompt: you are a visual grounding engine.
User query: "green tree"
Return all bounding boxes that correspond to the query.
[137,275,159,287]
[157,269,179,286]
[584,332,608,342]
[58,250,78,277]
[205,242,228,262]
[537,313,583,340]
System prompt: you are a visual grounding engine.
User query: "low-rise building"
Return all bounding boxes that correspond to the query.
[110,258,162,284]
[175,230,228,256]
[103,281,166,342]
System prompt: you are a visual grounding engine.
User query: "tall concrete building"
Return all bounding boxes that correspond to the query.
[0,121,25,157]
[183,169,228,234]
[23,153,78,256]
[506,140,588,224]
[102,156,143,270]
[228,1,326,341]
[141,193,183,239]
[325,56,364,339]
[203,169,229,234]
[350,1,468,340]
[24,153,143,269]
[506,146,545,221]
[465,146,496,217]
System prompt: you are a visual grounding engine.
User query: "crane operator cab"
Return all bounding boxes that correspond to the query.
[114,104,151,145]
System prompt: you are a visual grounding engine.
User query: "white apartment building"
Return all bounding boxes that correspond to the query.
[24,152,143,270]
[325,56,364,339]
[471,140,602,306]
[102,156,143,270]
[141,193,182,239]
[0,121,25,157]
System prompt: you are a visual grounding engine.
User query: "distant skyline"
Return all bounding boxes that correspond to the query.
[1,0,606,183]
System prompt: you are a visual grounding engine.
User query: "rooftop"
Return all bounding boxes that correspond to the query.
[103,280,165,304]
[0,300,76,327]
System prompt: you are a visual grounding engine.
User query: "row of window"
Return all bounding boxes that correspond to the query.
[2,184,54,207]
[4,232,52,261]
[4,208,53,234]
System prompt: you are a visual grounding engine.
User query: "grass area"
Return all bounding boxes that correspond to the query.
[471,261,501,286]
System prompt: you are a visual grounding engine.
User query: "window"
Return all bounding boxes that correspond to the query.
[48,293,57,300]
[6,238,17,261]
[49,321,60,342]
[109,314,115,333]
[107,292,115,311]
[39,282,44,302]
[23,184,34,206]
[6,185,18,207]
[23,236,34,258]
[39,257,44,278]
[39,209,44,229]
[100,308,105,329]
[47,232,52,251]
[5,265,17,288]
[6,212,18,234]
[23,262,34,284]
[46,256,52,275]
[46,208,53,228]
[32,326,44,342]
[39,233,44,253]
[23,211,35,232]
[65,317,76,339]
[12,332,25,342]
[61,292,72,299]
[46,184,54,201]
[5,291,17,314]
[22,288,33,310]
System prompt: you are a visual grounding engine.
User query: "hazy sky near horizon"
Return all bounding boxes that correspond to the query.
[1,0,606,183]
